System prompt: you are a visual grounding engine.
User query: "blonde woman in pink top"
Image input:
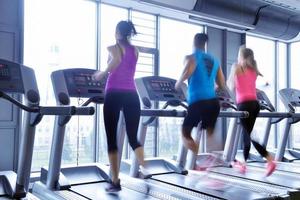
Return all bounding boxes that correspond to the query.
[228,46,276,177]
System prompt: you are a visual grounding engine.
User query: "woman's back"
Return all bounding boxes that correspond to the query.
[235,66,257,104]
[106,45,137,91]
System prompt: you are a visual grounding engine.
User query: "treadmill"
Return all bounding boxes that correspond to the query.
[0,59,78,199]
[122,76,293,200]
[202,89,300,199]
[275,88,300,162]
[235,89,300,174]
[32,68,215,200]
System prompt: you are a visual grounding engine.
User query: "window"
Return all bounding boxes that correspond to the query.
[159,17,203,157]
[130,11,157,49]
[291,42,300,148]
[24,0,97,170]
[246,36,276,148]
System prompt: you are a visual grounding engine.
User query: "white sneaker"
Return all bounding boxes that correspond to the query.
[139,165,152,179]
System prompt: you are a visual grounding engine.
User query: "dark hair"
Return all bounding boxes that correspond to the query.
[194,33,208,48]
[116,20,137,44]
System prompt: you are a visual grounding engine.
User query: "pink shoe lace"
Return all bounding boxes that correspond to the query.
[231,161,247,174]
[266,161,276,177]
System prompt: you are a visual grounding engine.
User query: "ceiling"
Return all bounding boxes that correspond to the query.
[258,0,300,13]
[137,0,300,40]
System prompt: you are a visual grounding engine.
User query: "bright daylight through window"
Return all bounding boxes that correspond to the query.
[24,0,97,170]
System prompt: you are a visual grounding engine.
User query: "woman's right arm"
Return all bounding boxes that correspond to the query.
[93,45,121,81]
[104,45,122,73]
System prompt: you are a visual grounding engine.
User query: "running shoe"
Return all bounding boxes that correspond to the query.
[231,160,247,174]
[105,179,121,193]
[265,161,276,177]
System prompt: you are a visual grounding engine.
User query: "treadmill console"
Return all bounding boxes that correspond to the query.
[52,68,107,99]
[0,59,24,93]
[256,89,275,112]
[279,88,300,112]
[135,76,186,103]
[64,69,106,97]
[215,88,236,110]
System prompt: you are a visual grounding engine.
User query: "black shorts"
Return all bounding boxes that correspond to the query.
[183,98,220,129]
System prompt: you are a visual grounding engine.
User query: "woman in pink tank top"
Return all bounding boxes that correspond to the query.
[228,46,276,176]
[93,21,149,192]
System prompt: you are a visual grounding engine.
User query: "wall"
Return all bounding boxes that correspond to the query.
[0,0,23,171]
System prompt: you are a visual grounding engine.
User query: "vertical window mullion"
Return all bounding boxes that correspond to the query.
[94,1,101,163]
[274,41,279,148]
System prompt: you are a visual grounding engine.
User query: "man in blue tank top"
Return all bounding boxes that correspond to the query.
[175,33,226,154]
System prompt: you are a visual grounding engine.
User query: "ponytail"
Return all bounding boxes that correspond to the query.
[127,21,137,35]
[116,20,137,44]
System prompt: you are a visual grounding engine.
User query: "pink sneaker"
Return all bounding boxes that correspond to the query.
[231,161,246,174]
[266,161,276,177]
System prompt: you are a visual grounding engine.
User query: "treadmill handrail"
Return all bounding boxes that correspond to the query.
[0,91,39,112]
[219,111,249,118]
[257,112,291,118]
[141,109,249,118]
[0,91,78,116]
[82,96,104,106]
[288,113,300,124]
[74,106,95,115]
[39,106,76,116]
[141,109,187,117]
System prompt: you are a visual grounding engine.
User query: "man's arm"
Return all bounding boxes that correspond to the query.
[175,55,196,90]
[216,66,226,90]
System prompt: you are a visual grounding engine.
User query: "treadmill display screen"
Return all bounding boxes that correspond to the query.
[150,82,160,90]
[74,75,86,86]
[0,64,10,79]
[150,80,174,92]
[74,76,86,82]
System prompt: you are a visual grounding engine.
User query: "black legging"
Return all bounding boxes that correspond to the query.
[103,90,141,153]
[237,100,268,161]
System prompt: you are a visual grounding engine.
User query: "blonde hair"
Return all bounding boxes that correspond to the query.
[239,46,262,76]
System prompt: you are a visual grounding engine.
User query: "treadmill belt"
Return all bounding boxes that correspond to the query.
[248,162,300,174]
[210,166,300,190]
[151,173,281,200]
[71,182,158,200]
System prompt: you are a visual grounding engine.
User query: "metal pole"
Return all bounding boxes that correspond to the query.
[129,119,148,177]
[46,116,68,189]
[16,111,36,192]
[275,121,291,161]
